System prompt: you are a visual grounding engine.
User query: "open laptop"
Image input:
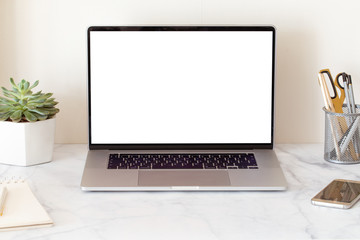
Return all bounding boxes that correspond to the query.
[80,26,287,191]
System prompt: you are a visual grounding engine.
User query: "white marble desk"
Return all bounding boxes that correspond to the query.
[1,144,360,240]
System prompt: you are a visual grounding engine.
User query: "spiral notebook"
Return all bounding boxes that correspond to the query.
[0,178,53,231]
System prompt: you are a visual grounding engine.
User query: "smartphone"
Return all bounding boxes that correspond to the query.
[311,179,360,209]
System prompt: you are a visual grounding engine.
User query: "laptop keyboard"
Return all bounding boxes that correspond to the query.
[107,153,258,170]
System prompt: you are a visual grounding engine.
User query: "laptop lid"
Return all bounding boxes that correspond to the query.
[87,26,275,151]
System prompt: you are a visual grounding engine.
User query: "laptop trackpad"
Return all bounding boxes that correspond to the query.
[138,171,230,186]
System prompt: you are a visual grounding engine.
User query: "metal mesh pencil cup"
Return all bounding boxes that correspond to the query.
[324,104,360,164]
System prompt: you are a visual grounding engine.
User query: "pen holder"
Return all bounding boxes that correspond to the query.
[324,104,360,164]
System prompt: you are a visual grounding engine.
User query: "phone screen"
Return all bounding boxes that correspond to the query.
[313,179,360,204]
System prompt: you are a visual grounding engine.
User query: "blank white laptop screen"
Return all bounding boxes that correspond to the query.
[89,29,273,144]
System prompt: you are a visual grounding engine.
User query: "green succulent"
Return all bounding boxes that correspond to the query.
[0,78,59,122]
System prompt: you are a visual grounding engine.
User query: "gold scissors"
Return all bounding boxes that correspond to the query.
[319,69,346,113]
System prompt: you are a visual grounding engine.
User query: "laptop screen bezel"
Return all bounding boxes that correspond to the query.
[87,26,276,150]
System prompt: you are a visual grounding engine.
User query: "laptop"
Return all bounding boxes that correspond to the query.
[80,26,287,191]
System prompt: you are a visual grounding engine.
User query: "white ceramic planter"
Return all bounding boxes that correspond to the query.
[0,118,56,166]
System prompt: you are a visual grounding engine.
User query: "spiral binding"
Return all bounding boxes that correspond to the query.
[0,176,25,184]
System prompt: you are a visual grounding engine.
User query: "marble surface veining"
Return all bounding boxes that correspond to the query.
[1,144,360,240]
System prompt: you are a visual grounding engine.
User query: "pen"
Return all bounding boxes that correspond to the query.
[342,73,352,114]
[340,117,360,154]
[348,75,356,113]
[318,73,341,157]
[318,73,341,158]
[347,75,360,154]
[0,186,7,216]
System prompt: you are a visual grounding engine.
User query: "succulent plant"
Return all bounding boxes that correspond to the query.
[0,78,59,122]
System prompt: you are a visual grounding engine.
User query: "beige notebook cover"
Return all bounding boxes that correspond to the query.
[0,179,53,231]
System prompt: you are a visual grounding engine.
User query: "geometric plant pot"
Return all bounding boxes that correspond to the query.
[0,118,56,166]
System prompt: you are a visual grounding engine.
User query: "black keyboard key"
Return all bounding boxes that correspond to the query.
[107,153,258,169]
[227,166,238,169]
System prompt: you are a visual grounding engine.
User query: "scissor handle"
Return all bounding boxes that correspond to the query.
[335,72,347,90]
[319,69,337,98]
[319,69,346,113]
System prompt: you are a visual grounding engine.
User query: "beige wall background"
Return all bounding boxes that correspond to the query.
[0,0,359,144]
